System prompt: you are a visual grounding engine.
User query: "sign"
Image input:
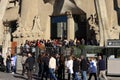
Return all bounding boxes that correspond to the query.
[107,39,120,47]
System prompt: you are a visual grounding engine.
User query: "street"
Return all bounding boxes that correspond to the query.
[0,71,120,80]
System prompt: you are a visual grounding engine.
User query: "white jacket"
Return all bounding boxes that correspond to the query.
[66,59,73,74]
[49,57,56,69]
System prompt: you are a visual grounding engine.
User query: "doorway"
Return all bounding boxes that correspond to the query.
[73,14,87,41]
[50,14,87,41]
[50,15,67,40]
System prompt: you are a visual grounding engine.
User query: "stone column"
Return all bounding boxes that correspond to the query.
[0,0,8,45]
[0,22,4,45]
[66,11,75,40]
[2,31,11,65]
[45,16,50,40]
[95,0,110,46]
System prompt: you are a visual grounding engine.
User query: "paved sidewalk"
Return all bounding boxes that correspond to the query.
[0,71,120,80]
[0,72,27,80]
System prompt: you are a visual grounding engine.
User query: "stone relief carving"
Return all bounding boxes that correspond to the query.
[32,16,41,31]
[88,13,99,44]
[13,15,44,38]
[12,17,27,38]
[88,13,98,26]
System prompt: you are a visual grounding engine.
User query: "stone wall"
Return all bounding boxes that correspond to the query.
[1,0,120,47]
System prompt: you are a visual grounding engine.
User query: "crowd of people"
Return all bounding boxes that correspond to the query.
[22,52,108,80]
[19,39,83,55]
[0,39,107,80]
[20,52,107,80]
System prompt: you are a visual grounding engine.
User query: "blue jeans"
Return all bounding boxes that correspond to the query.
[6,62,10,73]
[74,72,80,80]
[11,66,16,73]
[49,68,57,80]
[81,71,87,80]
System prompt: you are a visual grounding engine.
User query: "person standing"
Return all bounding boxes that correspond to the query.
[0,52,5,72]
[21,54,27,75]
[98,55,107,80]
[80,55,88,80]
[20,43,24,55]
[6,55,11,73]
[11,54,17,74]
[25,53,35,80]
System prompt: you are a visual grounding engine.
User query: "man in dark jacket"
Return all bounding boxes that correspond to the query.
[42,53,50,80]
[80,55,88,80]
[73,57,81,80]
[98,55,107,80]
[25,53,35,80]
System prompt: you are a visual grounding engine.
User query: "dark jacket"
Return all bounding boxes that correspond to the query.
[25,56,35,70]
[80,59,88,71]
[98,59,106,70]
[73,59,80,72]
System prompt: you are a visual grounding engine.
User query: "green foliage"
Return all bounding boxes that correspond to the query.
[78,45,85,49]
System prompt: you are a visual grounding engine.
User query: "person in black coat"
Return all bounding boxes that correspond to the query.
[73,57,81,80]
[25,53,35,80]
[42,53,50,80]
[98,55,107,80]
[80,55,88,80]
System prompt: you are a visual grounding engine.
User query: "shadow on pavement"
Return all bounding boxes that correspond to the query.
[13,73,27,80]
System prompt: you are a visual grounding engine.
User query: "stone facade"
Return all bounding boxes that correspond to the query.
[0,0,120,54]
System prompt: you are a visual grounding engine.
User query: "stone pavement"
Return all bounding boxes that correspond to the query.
[0,72,26,80]
[0,71,120,80]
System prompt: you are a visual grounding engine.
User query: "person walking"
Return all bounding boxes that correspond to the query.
[66,55,73,80]
[88,58,97,80]
[98,55,107,80]
[37,53,43,79]
[49,54,57,80]
[80,55,88,80]
[25,53,35,80]
[73,56,81,80]
[37,53,45,80]
[58,54,65,80]
[42,53,50,80]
